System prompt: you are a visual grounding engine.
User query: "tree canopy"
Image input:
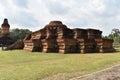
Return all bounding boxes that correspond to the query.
[0,28,32,41]
[10,28,32,41]
[104,28,120,44]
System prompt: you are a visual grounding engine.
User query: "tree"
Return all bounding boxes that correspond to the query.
[10,28,32,41]
[105,28,120,44]
[111,28,120,37]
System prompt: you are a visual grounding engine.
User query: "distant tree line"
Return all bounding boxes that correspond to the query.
[0,28,120,44]
[10,28,32,41]
[103,28,120,44]
[0,28,32,41]
[9,28,120,44]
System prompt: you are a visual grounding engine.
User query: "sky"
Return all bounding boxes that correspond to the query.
[0,0,120,36]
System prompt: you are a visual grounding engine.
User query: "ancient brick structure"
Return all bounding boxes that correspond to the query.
[5,40,24,50]
[0,18,13,46]
[23,21,115,53]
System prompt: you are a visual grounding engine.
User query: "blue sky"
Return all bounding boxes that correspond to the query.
[0,0,120,35]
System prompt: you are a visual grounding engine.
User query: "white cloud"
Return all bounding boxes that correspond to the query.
[0,0,120,35]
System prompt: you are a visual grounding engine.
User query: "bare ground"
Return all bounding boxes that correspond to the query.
[43,64,120,80]
[71,64,120,80]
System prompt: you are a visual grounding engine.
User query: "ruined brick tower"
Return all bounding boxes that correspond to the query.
[0,18,13,46]
[1,18,10,35]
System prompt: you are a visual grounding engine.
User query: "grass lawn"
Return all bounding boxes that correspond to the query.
[0,48,120,80]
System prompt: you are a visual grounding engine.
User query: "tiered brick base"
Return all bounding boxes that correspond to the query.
[23,21,115,53]
[78,39,96,53]
[57,39,77,53]
[42,39,58,53]
[95,39,115,53]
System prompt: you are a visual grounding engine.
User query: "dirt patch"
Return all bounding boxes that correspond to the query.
[42,72,84,80]
[42,64,120,80]
[71,64,120,80]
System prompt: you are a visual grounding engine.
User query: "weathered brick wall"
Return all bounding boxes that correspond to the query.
[23,20,114,53]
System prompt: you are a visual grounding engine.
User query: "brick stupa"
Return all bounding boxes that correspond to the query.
[0,18,13,46]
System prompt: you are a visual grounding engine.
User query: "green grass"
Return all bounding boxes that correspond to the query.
[0,48,120,80]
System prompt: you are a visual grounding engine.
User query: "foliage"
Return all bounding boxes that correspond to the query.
[10,28,32,41]
[111,28,120,37]
[103,28,120,44]
[0,49,120,80]
[0,28,32,41]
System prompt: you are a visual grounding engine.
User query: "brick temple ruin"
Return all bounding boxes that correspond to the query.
[23,21,115,53]
[0,18,13,47]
